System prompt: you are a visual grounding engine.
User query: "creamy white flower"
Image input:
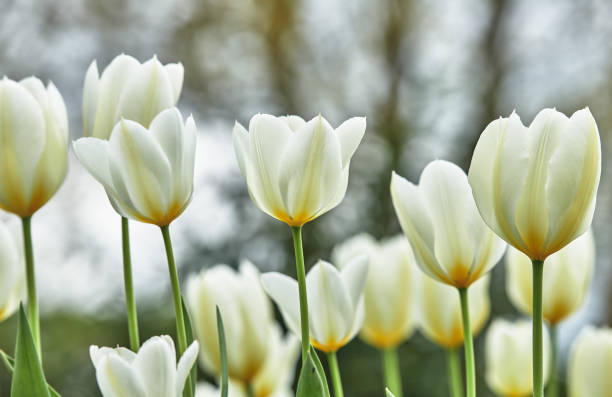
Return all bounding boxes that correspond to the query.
[83,54,183,139]
[419,272,490,349]
[0,220,24,322]
[468,108,601,261]
[0,76,68,216]
[485,319,550,397]
[186,261,273,383]
[506,229,594,325]
[90,335,199,397]
[233,114,366,226]
[390,160,507,288]
[73,108,196,226]
[262,257,368,353]
[569,326,612,397]
[332,234,417,348]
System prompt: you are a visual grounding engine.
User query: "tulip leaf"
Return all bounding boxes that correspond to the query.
[385,387,396,397]
[216,307,229,397]
[1,350,61,397]
[296,349,329,397]
[309,346,331,397]
[10,305,51,397]
[182,298,196,397]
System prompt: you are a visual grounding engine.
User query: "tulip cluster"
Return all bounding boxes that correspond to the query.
[0,50,607,397]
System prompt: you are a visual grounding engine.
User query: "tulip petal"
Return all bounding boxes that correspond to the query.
[335,116,366,168]
[83,60,100,137]
[260,272,301,338]
[339,255,368,308]
[96,355,147,397]
[175,341,199,396]
[164,62,184,103]
[133,336,175,397]
[280,115,306,131]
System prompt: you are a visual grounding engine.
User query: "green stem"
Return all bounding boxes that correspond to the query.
[382,348,403,397]
[446,348,463,397]
[160,225,192,397]
[458,287,475,397]
[21,216,40,358]
[121,217,140,351]
[291,226,310,362]
[546,324,559,397]
[245,384,255,397]
[327,351,344,397]
[532,259,545,397]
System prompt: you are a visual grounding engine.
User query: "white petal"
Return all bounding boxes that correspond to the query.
[260,273,301,338]
[96,354,147,397]
[83,60,100,137]
[339,255,369,307]
[279,115,306,131]
[176,341,199,396]
[335,116,366,168]
[133,336,175,397]
[164,62,184,103]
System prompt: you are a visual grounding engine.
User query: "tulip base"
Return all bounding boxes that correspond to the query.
[446,348,463,397]
[21,216,41,358]
[532,259,544,397]
[327,351,344,397]
[458,287,475,397]
[121,217,140,351]
[381,348,403,397]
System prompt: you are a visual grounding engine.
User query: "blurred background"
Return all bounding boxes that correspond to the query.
[1,0,611,395]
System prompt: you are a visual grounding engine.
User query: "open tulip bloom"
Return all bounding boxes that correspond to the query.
[90,335,199,397]
[391,159,506,397]
[468,108,601,397]
[568,326,612,397]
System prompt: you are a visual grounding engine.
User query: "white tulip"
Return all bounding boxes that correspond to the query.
[186,261,273,383]
[0,77,68,216]
[568,326,612,397]
[506,229,595,325]
[83,54,183,139]
[73,107,196,226]
[233,114,366,226]
[485,319,550,397]
[468,108,600,261]
[261,257,368,352]
[419,273,490,349]
[90,335,199,397]
[390,160,506,288]
[0,221,24,322]
[332,234,417,348]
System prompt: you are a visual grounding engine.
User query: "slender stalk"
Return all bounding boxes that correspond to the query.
[446,348,463,397]
[547,324,559,397]
[121,217,140,351]
[290,226,310,362]
[382,348,403,397]
[21,216,40,357]
[532,259,545,397]
[327,351,344,397]
[160,225,192,397]
[458,287,475,397]
[245,384,255,397]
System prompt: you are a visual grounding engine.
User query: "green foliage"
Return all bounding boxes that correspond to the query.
[182,299,196,397]
[296,348,330,397]
[217,307,229,397]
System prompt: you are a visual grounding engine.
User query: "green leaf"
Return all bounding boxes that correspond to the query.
[309,346,331,397]
[11,305,50,397]
[182,298,196,397]
[385,387,397,397]
[297,350,328,397]
[1,351,60,396]
[216,307,228,397]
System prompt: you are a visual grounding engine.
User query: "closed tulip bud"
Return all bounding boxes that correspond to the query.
[568,326,612,397]
[90,335,199,397]
[506,229,595,325]
[73,107,196,226]
[261,257,368,353]
[485,319,551,397]
[419,273,490,349]
[0,221,24,322]
[0,77,68,216]
[186,261,273,383]
[390,160,506,288]
[232,114,366,226]
[332,233,417,348]
[468,108,601,261]
[83,54,183,139]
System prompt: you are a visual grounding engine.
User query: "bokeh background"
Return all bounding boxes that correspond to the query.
[1,0,612,395]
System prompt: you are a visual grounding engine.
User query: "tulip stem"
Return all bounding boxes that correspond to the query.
[382,348,403,397]
[327,351,344,397]
[532,259,545,397]
[246,384,255,397]
[446,348,463,397]
[546,324,559,397]
[21,216,41,358]
[160,225,192,397]
[290,226,310,362]
[458,287,475,397]
[121,217,140,351]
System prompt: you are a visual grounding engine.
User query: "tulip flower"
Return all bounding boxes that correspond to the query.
[0,76,69,356]
[391,159,506,397]
[262,257,368,397]
[568,326,612,397]
[332,234,417,397]
[83,54,183,139]
[186,261,274,385]
[0,221,24,323]
[468,108,601,397]
[485,319,551,397]
[90,335,199,397]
